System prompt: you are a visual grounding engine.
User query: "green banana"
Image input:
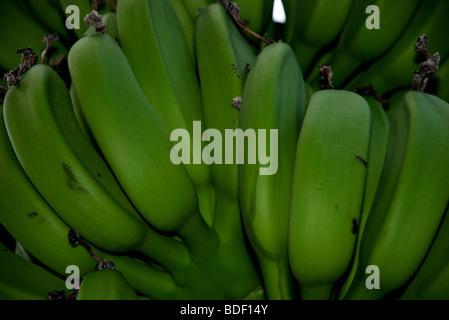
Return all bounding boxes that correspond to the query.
[309,0,422,90]
[399,204,449,300]
[4,63,186,269]
[167,0,196,65]
[288,90,371,300]
[77,270,139,300]
[238,42,307,299]
[0,101,96,277]
[69,29,263,301]
[345,0,449,96]
[194,1,262,295]
[2,96,176,299]
[68,30,209,255]
[290,0,355,76]
[195,1,256,252]
[117,0,215,226]
[0,241,68,300]
[343,91,449,300]
[336,93,390,299]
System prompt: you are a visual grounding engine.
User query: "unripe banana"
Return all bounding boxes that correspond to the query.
[194,2,262,297]
[4,64,187,270]
[195,1,256,248]
[399,204,449,300]
[337,93,390,299]
[343,91,449,300]
[117,0,215,226]
[0,242,67,300]
[0,102,96,277]
[77,270,139,300]
[68,33,216,263]
[289,90,371,300]
[238,42,307,299]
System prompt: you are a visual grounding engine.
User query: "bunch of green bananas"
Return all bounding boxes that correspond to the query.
[1,0,449,301]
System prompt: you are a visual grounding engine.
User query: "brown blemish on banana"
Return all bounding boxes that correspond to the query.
[28,212,45,224]
[232,63,241,79]
[356,155,367,167]
[62,163,88,193]
[351,218,358,234]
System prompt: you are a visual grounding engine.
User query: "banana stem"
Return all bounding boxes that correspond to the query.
[134,227,192,274]
[100,251,178,299]
[259,257,295,300]
[177,211,219,263]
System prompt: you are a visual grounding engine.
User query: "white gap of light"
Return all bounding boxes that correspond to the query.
[272,0,286,24]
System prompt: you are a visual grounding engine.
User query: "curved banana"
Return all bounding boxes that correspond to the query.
[69,27,265,301]
[345,0,449,96]
[0,241,67,300]
[238,42,307,299]
[309,0,422,89]
[399,204,449,300]
[77,270,139,300]
[0,101,96,277]
[336,93,390,299]
[195,1,256,253]
[194,1,262,296]
[343,91,449,300]
[4,64,186,268]
[0,117,178,300]
[289,90,371,300]
[117,0,215,226]
[290,0,355,76]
